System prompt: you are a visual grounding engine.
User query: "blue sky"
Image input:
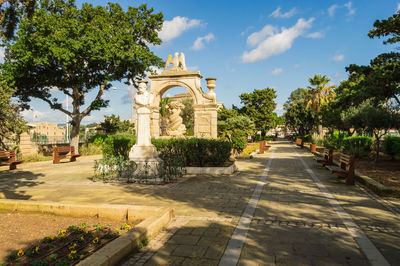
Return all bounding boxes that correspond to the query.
[19,0,400,124]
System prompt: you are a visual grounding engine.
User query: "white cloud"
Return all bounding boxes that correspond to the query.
[328,2,355,18]
[293,63,301,69]
[159,16,202,42]
[328,4,339,17]
[191,33,215,50]
[271,68,283,76]
[242,18,314,63]
[270,7,297,18]
[247,25,277,47]
[344,2,355,16]
[22,109,66,123]
[332,54,344,62]
[306,31,324,39]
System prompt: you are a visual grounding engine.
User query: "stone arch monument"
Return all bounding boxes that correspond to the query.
[148,52,218,138]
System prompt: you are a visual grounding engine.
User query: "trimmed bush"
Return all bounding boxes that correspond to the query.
[93,134,135,158]
[383,136,400,159]
[342,136,373,157]
[152,138,232,167]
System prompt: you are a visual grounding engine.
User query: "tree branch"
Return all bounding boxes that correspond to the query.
[81,82,106,118]
[38,96,72,116]
[393,94,400,106]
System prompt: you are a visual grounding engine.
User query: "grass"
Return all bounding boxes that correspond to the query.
[22,154,52,162]
[79,143,102,156]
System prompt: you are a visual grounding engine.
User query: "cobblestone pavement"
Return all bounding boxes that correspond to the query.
[1,141,400,265]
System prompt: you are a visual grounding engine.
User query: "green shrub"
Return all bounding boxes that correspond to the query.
[342,136,373,157]
[89,133,107,144]
[383,136,400,159]
[231,131,247,154]
[326,131,348,149]
[152,138,232,167]
[94,155,136,182]
[301,134,312,143]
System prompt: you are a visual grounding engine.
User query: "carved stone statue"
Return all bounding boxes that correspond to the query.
[164,52,187,72]
[166,101,186,136]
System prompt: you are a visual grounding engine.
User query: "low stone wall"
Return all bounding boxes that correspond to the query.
[185,162,238,175]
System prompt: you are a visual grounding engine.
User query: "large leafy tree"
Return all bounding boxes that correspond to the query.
[0,0,36,41]
[2,0,164,151]
[345,11,400,106]
[0,77,26,149]
[239,88,277,136]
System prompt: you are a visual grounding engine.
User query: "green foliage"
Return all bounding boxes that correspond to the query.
[217,105,239,121]
[22,153,52,162]
[152,138,232,167]
[100,115,134,135]
[0,78,26,149]
[218,116,255,153]
[239,88,277,135]
[79,143,102,156]
[326,131,348,150]
[284,100,317,136]
[2,0,164,150]
[181,98,194,136]
[306,74,336,112]
[383,136,400,159]
[94,155,136,182]
[101,135,136,159]
[368,11,400,45]
[342,136,373,158]
[0,0,35,41]
[301,134,312,143]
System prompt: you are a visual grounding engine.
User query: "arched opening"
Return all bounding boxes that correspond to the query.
[159,86,195,136]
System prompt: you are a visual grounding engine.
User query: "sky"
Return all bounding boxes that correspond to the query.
[14,0,400,124]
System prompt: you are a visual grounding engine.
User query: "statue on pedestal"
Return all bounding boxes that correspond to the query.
[164,52,187,72]
[166,101,186,137]
[129,80,162,178]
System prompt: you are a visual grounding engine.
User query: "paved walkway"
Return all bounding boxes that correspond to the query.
[1,141,400,265]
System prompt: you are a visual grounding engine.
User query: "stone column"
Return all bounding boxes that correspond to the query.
[193,104,218,139]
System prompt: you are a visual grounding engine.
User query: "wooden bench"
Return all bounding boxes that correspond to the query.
[53,146,81,164]
[325,153,355,185]
[259,140,271,154]
[0,150,23,170]
[314,148,333,166]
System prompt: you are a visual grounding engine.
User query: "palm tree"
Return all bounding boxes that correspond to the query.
[306,74,337,135]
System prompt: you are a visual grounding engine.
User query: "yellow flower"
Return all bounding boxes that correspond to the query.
[49,236,55,240]
[70,250,76,254]
[58,229,66,237]
[92,237,99,244]
[69,243,77,250]
[68,254,74,259]
[17,249,24,257]
[80,236,84,241]
[84,230,89,234]
[35,246,40,253]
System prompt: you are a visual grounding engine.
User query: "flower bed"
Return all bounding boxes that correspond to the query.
[5,222,134,265]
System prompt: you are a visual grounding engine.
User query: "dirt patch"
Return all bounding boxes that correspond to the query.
[0,212,141,264]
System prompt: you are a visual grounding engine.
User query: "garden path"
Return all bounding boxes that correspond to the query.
[0,141,400,265]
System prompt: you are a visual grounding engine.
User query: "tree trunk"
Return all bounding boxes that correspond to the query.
[374,131,380,163]
[70,116,81,153]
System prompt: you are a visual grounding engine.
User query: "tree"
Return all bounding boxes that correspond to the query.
[100,114,133,135]
[217,105,239,121]
[0,77,26,148]
[181,98,194,136]
[0,0,36,41]
[341,100,400,161]
[305,74,336,135]
[218,116,255,154]
[284,100,317,136]
[239,88,277,136]
[2,0,164,152]
[344,11,400,106]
